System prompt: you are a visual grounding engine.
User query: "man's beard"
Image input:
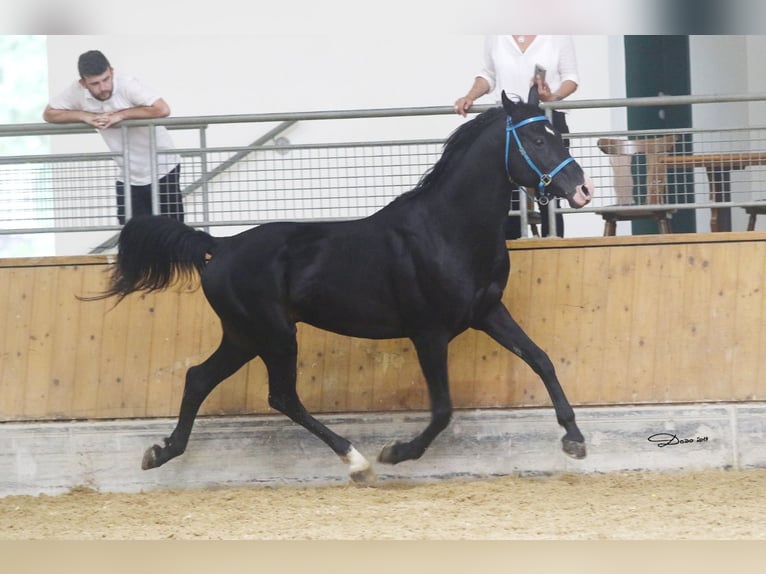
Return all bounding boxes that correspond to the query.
[92,90,112,101]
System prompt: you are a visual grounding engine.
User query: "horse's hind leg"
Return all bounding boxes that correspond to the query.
[378,332,452,465]
[262,346,376,484]
[142,335,256,470]
[474,302,586,459]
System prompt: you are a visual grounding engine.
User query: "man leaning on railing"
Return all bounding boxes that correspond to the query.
[43,49,184,224]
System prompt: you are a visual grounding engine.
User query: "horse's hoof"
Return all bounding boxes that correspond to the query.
[350,466,377,485]
[377,441,401,465]
[342,446,375,484]
[562,439,587,459]
[141,445,161,470]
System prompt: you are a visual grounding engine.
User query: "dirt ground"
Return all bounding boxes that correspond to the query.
[1,468,765,540]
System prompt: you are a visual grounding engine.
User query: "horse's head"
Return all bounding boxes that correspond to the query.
[500,90,593,209]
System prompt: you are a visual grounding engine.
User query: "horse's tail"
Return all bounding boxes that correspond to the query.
[82,215,217,302]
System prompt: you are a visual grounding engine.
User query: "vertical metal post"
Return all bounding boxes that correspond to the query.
[148,124,159,215]
[121,125,133,221]
[199,126,210,232]
[547,197,558,236]
[518,188,530,238]
[544,107,558,237]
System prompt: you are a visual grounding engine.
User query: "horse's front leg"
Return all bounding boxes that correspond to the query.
[142,337,256,470]
[474,302,586,459]
[378,332,452,465]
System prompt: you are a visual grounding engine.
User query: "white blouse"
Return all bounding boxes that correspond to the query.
[477,35,579,102]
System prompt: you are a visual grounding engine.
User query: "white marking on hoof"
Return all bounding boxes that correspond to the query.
[341,446,376,484]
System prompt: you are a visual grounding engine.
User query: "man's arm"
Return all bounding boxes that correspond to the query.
[110,98,171,121]
[43,98,170,129]
[43,105,95,124]
[94,98,170,129]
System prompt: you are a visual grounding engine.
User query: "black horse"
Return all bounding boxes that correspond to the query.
[94,91,593,483]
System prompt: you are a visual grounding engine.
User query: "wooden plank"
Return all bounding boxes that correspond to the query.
[370,338,415,411]
[120,292,159,417]
[209,362,250,415]
[473,330,512,407]
[566,244,610,404]
[652,242,688,402]
[549,245,585,404]
[388,337,426,410]
[144,290,182,416]
[22,267,58,418]
[356,337,384,411]
[71,265,109,419]
[0,266,13,419]
[96,290,134,418]
[755,246,766,400]
[625,243,662,403]
[320,332,352,412]
[47,265,84,418]
[598,245,637,403]
[676,243,717,402]
[0,268,35,420]
[729,240,764,400]
[448,329,478,407]
[296,324,328,412]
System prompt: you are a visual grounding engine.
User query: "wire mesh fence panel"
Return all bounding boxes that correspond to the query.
[181,141,443,226]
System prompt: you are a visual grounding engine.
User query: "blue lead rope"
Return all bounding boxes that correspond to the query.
[504,115,574,205]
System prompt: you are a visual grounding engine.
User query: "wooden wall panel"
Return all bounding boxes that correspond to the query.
[2,233,766,422]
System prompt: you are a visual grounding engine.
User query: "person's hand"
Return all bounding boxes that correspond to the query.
[81,112,107,129]
[534,77,560,102]
[453,96,474,117]
[92,112,123,129]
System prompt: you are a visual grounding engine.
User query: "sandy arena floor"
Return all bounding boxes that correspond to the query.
[1,468,765,540]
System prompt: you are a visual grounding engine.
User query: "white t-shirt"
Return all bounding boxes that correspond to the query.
[477,35,579,103]
[48,71,180,185]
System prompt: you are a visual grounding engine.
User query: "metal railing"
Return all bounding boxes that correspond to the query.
[3,93,766,256]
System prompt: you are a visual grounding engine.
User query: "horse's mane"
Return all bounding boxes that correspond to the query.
[389,105,513,205]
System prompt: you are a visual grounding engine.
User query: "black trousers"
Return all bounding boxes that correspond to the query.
[116,164,184,224]
[505,110,569,239]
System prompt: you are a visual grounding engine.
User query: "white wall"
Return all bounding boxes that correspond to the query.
[47,35,615,117]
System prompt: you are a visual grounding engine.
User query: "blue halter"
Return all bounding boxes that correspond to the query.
[504,115,574,205]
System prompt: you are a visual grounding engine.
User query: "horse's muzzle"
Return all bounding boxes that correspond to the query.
[568,175,594,208]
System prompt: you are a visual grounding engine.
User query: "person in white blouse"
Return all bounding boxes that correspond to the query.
[454,35,579,238]
[44,50,183,224]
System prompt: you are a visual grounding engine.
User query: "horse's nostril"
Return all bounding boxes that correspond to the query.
[582,186,591,197]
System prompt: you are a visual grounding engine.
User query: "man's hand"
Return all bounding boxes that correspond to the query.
[90,112,123,129]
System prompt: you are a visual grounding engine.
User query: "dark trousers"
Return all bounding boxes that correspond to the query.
[116,164,184,224]
[505,110,568,239]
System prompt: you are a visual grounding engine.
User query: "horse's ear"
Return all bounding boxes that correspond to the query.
[527,84,540,107]
[501,90,516,114]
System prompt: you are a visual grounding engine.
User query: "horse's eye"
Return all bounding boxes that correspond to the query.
[535,138,545,146]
